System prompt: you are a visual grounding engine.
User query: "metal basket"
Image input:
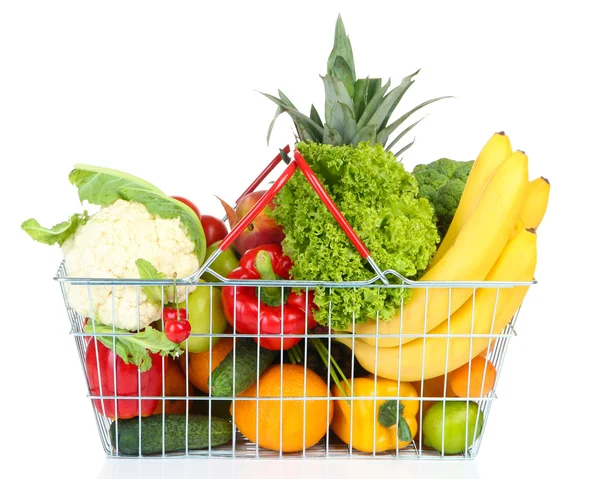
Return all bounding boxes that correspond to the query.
[54,146,534,460]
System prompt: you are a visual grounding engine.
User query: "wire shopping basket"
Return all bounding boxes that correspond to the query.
[55,146,535,460]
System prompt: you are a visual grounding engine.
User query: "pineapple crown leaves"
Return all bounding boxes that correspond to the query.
[262,14,452,156]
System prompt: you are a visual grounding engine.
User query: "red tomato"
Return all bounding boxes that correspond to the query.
[171,196,201,220]
[201,215,228,245]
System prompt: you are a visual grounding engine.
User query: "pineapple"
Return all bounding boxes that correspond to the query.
[262,15,444,330]
[263,14,449,155]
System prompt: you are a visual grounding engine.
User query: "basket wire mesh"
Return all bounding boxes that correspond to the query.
[54,147,533,460]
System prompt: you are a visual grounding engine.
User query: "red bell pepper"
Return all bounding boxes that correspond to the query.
[85,339,166,420]
[83,320,182,420]
[221,244,317,350]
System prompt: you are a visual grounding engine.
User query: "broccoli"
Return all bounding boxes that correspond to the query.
[412,158,474,240]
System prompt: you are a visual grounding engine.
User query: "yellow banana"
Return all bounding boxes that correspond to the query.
[336,228,537,382]
[520,176,550,229]
[346,150,529,347]
[430,131,512,266]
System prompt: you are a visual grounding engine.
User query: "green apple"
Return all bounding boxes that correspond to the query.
[422,401,484,454]
[201,240,240,283]
[173,280,228,353]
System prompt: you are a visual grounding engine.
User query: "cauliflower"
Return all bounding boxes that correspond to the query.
[412,158,474,240]
[61,200,200,331]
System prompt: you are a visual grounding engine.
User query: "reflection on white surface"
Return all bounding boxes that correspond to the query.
[97,457,481,479]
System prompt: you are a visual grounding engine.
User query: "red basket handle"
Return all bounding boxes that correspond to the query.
[293,150,388,284]
[190,147,389,285]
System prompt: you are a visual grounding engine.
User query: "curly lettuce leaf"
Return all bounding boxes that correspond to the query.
[21,212,89,246]
[270,141,439,330]
[68,164,206,264]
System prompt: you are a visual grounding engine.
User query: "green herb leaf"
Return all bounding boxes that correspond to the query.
[21,211,89,246]
[397,416,412,443]
[84,322,182,372]
[135,258,167,305]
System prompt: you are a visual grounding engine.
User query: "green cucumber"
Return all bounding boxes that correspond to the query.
[210,338,277,397]
[109,414,232,455]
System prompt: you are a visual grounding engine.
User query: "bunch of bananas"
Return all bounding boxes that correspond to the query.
[336,132,550,381]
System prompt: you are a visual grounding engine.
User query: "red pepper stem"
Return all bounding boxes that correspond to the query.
[255,250,283,307]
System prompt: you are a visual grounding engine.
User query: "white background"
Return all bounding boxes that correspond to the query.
[1,1,598,478]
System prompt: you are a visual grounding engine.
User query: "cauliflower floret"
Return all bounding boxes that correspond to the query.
[62,200,199,331]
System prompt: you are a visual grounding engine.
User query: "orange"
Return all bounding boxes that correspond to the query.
[153,357,195,415]
[182,336,234,394]
[412,374,456,416]
[448,356,497,398]
[231,364,333,452]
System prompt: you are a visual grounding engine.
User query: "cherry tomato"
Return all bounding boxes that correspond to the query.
[163,307,187,322]
[171,196,201,220]
[201,215,228,245]
[164,318,192,344]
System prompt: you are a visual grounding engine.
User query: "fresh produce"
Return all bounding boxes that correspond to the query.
[173,280,228,353]
[348,146,529,347]
[200,240,240,283]
[331,376,419,453]
[448,357,497,398]
[182,334,234,394]
[263,15,447,151]
[336,227,537,381]
[22,165,206,332]
[200,215,229,246]
[304,339,369,384]
[210,337,278,397]
[263,16,443,330]
[520,176,550,229]
[429,132,513,266]
[231,364,333,453]
[221,244,317,350]
[154,357,195,415]
[86,337,165,419]
[163,306,192,344]
[171,195,201,220]
[110,414,232,455]
[219,191,285,256]
[422,401,484,454]
[194,399,233,419]
[271,142,439,331]
[413,158,475,239]
[412,375,455,416]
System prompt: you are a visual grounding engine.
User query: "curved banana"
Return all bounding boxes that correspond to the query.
[520,176,550,229]
[430,131,513,266]
[346,150,529,347]
[336,228,537,382]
